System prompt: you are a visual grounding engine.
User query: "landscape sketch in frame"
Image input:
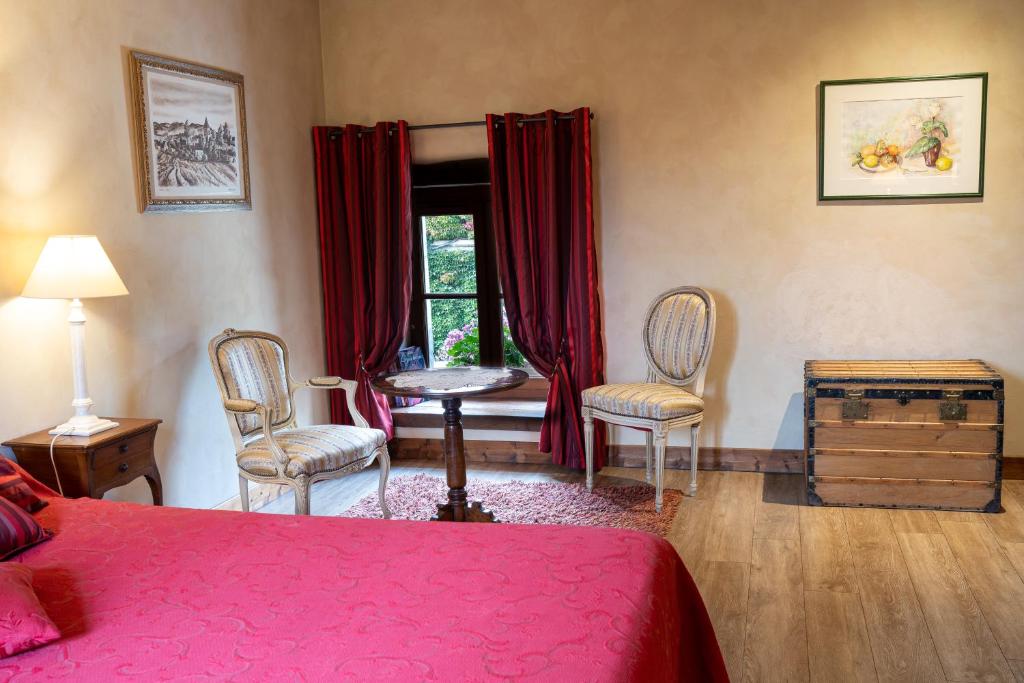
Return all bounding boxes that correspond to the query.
[818,74,987,201]
[129,51,251,212]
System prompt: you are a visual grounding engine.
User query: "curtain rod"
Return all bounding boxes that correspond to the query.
[328,112,595,139]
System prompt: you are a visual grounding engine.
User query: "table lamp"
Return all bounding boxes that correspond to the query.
[21,235,129,436]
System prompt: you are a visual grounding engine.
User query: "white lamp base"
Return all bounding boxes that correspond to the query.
[48,299,119,437]
[50,415,120,437]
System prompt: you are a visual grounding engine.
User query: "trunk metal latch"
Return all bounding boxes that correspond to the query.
[939,390,967,421]
[841,389,869,420]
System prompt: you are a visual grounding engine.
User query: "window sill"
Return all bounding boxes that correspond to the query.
[392,398,544,432]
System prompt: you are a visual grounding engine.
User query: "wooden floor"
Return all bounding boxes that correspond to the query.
[261,462,1024,683]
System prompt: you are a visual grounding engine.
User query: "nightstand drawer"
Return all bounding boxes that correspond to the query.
[92,431,154,479]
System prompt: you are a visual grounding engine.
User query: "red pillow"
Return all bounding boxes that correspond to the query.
[0,460,47,513]
[0,564,60,658]
[0,497,51,561]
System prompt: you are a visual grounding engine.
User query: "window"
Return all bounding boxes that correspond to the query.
[409,161,527,369]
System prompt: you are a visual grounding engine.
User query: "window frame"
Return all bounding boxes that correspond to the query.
[409,162,504,367]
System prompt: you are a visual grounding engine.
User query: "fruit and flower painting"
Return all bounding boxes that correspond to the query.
[819,74,986,200]
[844,97,959,178]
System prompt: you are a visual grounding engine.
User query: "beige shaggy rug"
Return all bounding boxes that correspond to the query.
[341,473,683,536]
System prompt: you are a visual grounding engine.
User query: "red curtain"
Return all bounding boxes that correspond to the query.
[486,108,606,469]
[312,122,412,438]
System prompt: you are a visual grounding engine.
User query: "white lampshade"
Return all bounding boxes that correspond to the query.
[22,235,128,300]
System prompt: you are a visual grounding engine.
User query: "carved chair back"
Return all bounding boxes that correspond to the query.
[209,329,299,450]
[642,286,717,397]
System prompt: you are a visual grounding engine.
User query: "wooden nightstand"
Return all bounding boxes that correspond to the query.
[3,418,163,505]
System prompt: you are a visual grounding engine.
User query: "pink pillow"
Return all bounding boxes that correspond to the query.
[0,564,60,658]
[0,497,51,560]
[0,459,48,513]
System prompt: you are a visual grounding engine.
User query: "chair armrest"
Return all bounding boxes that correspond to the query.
[302,376,357,394]
[298,376,369,429]
[222,400,288,474]
[307,376,343,387]
[224,398,262,414]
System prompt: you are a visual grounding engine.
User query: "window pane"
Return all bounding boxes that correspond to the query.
[427,298,479,366]
[422,215,476,294]
[500,301,529,368]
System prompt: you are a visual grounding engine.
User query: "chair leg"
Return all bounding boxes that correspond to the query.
[293,477,311,516]
[645,431,654,484]
[654,426,667,513]
[689,423,700,497]
[238,474,250,512]
[377,446,392,519]
[583,409,595,491]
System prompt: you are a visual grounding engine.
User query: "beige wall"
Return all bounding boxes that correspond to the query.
[319,0,1024,455]
[0,0,328,507]
[1,0,1020,513]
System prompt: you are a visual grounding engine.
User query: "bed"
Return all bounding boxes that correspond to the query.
[2,463,727,682]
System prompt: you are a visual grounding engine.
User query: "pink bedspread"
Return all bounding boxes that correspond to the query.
[2,467,726,682]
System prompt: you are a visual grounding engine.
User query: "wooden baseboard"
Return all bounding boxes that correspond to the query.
[391,438,803,473]
[1005,457,1024,480]
[608,445,804,473]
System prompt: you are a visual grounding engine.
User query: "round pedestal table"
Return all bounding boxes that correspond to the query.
[372,366,529,522]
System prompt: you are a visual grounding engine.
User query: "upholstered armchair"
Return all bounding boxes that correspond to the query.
[208,329,390,517]
[582,287,716,512]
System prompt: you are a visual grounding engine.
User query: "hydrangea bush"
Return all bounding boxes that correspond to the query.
[441,315,527,368]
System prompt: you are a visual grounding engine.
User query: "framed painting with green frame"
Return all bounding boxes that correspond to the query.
[818,73,987,201]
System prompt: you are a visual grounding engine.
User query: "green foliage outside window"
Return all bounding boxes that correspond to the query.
[427,249,476,294]
[423,215,476,357]
[443,315,527,368]
[424,214,473,241]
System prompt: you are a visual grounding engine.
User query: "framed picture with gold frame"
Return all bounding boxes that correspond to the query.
[128,50,251,212]
[818,73,987,201]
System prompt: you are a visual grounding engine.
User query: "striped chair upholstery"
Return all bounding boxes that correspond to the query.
[644,292,711,384]
[581,382,703,420]
[214,336,293,438]
[237,425,386,478]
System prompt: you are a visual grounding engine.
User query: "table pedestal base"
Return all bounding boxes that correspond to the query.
[435,397,498,523]
[432,499,496,523]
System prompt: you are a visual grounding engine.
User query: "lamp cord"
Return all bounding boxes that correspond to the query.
[48,426,74,497]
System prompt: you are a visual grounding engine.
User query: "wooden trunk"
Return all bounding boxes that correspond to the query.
[804,360,1003,512]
